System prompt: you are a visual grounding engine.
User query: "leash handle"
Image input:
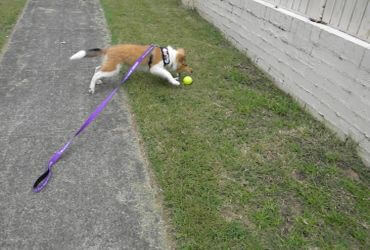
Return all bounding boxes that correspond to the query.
[33,45,156,192]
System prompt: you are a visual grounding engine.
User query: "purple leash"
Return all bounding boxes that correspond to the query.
[33,44,156,192]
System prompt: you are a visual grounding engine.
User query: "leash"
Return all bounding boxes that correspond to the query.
[33,44,156,192]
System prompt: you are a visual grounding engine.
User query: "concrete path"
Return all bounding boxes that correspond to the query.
[0,0,168,249]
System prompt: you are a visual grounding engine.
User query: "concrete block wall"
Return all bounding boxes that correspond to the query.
[182,0,370,167]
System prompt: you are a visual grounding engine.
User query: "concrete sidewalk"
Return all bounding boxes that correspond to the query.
[0,0,168,249]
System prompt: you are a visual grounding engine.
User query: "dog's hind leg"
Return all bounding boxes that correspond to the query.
[89,64,121,94]
[94,66,103,85]
[89,71,104,94]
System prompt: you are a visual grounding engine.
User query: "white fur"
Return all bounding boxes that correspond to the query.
[166,46,178,71]
[150,65,180,85]
[70,50,86,60]
[89,64,121,94]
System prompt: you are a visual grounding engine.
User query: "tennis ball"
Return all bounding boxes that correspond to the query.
[183,76,193,85]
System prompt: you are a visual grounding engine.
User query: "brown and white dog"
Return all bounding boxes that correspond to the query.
[70,44,193,94]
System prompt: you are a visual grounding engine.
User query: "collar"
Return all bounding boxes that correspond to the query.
[160,47,170,66]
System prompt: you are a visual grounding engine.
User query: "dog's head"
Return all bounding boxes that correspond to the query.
[175,48,193,74]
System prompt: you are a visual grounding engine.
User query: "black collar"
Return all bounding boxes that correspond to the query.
[160,47,170,66]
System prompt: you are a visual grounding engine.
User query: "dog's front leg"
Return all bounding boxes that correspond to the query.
[150,66,180,85]
[174,73,180,81]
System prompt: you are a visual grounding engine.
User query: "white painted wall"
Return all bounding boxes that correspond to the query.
[263,0,370,43]
[182,0,370,167]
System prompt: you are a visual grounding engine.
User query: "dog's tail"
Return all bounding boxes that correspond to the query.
[70,48,105,60]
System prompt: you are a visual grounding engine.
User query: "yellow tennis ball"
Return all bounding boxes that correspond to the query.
[183,76,193,85]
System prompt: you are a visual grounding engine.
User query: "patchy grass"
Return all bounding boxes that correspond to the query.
[0,0,26,50]
[100,0,370,248]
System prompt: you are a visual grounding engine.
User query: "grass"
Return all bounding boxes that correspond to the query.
[0,0,26,50]
[100,0,370,248]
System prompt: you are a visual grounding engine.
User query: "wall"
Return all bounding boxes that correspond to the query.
[182,0,370,167]
[262,0,370,43]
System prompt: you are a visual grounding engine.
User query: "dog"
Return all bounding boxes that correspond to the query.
[70,44,193,94]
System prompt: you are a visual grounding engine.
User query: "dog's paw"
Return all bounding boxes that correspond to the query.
[171,80,181,86]
[88,88,95,94]
[174,76,180,81]
[96,79,103,85]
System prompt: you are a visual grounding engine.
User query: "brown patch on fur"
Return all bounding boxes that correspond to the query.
[175,48,192,73]
[97,44,192,75]
[151,47,162,65]
[100,44,162,72]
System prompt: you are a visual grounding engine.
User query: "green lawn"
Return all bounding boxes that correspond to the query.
[0,0,26,50]
[100,0,370,248]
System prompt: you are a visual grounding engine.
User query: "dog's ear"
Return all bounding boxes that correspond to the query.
[177,48,186,63]
[177,48,185,56]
